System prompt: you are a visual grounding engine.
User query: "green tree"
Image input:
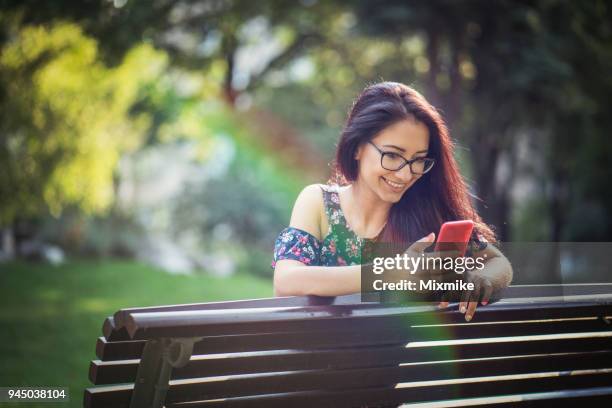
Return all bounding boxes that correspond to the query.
[0,21,167,226]
[1,0,346,106]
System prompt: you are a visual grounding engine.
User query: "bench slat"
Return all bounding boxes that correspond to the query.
[89,332,612,385]
[103,294,612,341]
[143,350,612,403]
[169,382,612,408]
[97,315,612,361]
[84,349,612,407]
[167,375,612,408]
[111,284,612,329]
[96,337,145,361]
[123,300,612,340]
[85,366,612,408]
[103,317,131,341]
[398,386,612,408]
[112,294,370,328]
[104,284,612,341]
[501,283,612,298]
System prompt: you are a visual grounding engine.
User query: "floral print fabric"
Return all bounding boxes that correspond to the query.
[271,184,489,269]
[270,227,321,269]
[271,184,368,269]
[319,184,369,266]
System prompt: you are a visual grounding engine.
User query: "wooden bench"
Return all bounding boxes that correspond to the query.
[84,284,612,407]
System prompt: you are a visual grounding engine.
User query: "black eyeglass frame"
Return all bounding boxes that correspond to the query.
[367,141,436,175]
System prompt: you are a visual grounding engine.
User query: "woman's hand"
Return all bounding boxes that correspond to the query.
[437,269,495,321]
[387,233,461,294]
[458,269,495,321]
[438,244,513,322]
[384,232,436,284]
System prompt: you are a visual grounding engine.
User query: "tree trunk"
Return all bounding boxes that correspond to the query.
[223,52,238,107]
[471,133,513,241]
[221,29,239,107]
[1,226,16,261]
[549,168,568,242]
[425,27,440,108]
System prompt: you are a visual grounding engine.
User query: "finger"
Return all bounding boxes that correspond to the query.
[408,232,436,254]
[438,291,450,308]
[481,281,493,306]
[465,301,478,322]
[460,277,480,314]
[460,289,471,313]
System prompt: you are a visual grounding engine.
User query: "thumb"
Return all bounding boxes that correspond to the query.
[419,232,436,242]
[409,232,436,253]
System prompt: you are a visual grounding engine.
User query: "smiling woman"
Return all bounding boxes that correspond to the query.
[271,81,512,321]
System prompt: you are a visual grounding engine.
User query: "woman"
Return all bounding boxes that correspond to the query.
[271,81,512,321]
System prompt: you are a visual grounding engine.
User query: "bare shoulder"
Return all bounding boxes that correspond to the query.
[288,184,325,240]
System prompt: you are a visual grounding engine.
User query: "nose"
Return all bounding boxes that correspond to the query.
[395,164,415,183]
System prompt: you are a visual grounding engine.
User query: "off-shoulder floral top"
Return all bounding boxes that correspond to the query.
[271,184,488,269]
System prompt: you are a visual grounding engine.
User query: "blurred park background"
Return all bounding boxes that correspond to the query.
[1,0,612,404]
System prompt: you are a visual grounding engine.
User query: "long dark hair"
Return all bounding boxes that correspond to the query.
[330,81,496,244]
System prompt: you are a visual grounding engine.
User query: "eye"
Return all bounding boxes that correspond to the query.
[385,152,401,159]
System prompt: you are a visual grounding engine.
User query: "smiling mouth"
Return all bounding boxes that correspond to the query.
[381,176,407,190]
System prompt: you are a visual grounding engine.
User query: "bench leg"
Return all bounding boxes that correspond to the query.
[129,337,201,408]
[129,339,172,408]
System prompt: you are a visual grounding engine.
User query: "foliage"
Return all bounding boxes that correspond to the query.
[0,20,167,224]
[2,0,612,247]
[167,104,310,276]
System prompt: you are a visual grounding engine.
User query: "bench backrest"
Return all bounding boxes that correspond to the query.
[85,284,612,407]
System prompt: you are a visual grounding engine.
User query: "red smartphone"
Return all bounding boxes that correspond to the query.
[434,220,474,256]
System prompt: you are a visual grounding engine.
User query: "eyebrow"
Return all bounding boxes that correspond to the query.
[382,144,406,152]
[382,145,428,156]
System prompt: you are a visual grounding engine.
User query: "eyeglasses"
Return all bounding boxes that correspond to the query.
[367,141,435,175]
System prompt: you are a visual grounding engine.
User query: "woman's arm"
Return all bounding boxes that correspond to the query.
[274,259,362,297]
[274,183,362,297]
[470,244,513,291]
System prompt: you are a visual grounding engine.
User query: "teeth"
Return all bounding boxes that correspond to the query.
[383,177,405,189]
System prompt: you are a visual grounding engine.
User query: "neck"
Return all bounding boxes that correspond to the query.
[342,180,392,236]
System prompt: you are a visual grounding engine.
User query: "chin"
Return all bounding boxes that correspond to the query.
[383,191,405,203]
[377,178,410,203]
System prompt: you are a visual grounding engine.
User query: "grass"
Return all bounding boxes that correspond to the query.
[0,259,273,407]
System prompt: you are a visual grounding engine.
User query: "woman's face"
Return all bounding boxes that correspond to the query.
[354,118,430,203]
